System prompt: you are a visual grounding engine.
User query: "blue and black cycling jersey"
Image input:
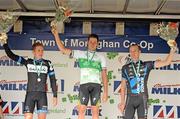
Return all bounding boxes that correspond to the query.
[122,60,154,96]
[3,44,57,97]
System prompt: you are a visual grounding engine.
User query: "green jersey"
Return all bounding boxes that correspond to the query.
[71,50,106,84]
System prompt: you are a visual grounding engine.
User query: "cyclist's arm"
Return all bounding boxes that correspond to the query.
[120,79,126,104]
[155,47,176,68]
[47,61,57,97]
[3,43,27,65]
[51,27,72,55]
[102,69,108,95]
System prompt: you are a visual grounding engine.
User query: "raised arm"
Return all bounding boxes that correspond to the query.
[3,43,27,65]
[51,27,72,55]
[154,47,176,68]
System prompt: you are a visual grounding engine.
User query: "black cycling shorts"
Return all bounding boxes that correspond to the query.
[124,94,148,119]
[23,92,48,114]
[79,83,101,106]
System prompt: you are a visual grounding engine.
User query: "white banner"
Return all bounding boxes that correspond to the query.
[0,50,180,119]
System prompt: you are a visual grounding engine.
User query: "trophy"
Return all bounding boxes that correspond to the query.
[157,22,179,50]
[0,11,18,45]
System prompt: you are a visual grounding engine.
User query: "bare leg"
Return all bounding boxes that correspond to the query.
[78,104,87,119]
[91,106,99,119]
[24,113,33,119]
[0,107,3,119]
[38,113,46,119]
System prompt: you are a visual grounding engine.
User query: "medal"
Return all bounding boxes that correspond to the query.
[37,78,41,82]
[137,73,141,77]
[131,60,141,78]
[33,59,43,82]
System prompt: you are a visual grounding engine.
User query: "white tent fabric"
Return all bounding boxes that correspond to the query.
[0,0,180,19]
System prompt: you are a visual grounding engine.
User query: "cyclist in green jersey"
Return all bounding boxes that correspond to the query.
[51,27,108,119]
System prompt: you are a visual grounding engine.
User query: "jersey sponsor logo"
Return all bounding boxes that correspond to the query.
[2,101,24,115]
[153,105,180,118]
[0,80,27,91]
[151,84,180,95]
[0,56,23,66]
[72,106,102,116]
[27,64,48,73]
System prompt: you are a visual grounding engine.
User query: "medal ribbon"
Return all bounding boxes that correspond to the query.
[87,50,95,62]
[33,59,43,79]
[131,60,141,78]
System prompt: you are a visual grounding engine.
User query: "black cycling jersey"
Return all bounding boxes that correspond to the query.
[122,60,154,96]
[3,44,57,97]
[122,60,154,119]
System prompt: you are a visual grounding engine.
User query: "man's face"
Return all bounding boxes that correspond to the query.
[129,45,141,61]
[88,37,98,51]
[33,46,44,59]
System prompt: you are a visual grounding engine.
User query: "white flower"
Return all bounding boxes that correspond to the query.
[58,6,66,11]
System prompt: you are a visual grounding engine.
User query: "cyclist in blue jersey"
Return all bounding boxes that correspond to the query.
[51,27,108,119]
[118,44,176,119]
[2,41,58,119]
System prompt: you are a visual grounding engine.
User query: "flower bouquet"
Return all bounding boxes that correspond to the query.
[157,22,179,48]
[0,11,18,45]
[46,5,73,29]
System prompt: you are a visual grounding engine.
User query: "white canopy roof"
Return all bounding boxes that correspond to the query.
[0,0,180,19]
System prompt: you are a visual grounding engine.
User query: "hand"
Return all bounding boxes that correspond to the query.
[168,40,176,48]
[118,102,125,113]
[155,58,162,62]
[102,92,108,103]
[51,24,58,36]
[53,97,58,106]
[0,33,7,45]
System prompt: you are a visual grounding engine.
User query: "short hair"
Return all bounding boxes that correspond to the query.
[129,43,141,51]
[87,34,99,42]
[32,42,44,50]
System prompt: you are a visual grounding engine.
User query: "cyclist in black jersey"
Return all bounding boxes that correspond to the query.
[3,41,57,119]
[119,44,176,119]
